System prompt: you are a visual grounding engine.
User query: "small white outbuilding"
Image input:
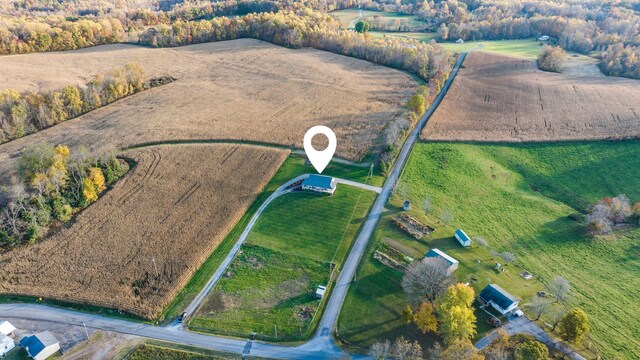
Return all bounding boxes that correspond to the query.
[0,336,15,357]
[315,285,327,299]
[0,321,15,336]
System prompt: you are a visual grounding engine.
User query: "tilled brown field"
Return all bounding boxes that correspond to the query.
[422,52,640,142]
[0,144,288,319]
[0,39,416,185]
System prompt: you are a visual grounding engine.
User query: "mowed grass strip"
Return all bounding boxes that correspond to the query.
[339,141,640,359]
[190,174,376,340]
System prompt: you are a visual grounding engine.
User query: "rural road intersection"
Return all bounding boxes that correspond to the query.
[0,53,466,358]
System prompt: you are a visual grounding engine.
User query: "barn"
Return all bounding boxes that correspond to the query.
[454,229,472,247]
[425,248,459,274]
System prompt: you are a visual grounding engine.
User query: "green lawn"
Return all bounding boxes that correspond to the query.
[369,31,437,42]
[3,348,30,360]
[331,9,425,30]
[339,141,640,359]
[190,183,376,341]
[160,154,383,323]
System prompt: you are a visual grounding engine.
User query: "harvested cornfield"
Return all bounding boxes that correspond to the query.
[0,39,416,185]
[422,52,640,142]
[0,144,288,319]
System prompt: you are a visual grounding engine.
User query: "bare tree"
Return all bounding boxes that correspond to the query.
[549,276,571,303]
[440,208,454,225]
[547,307,567,331]
[484,343,510,360]
[428,342,443,360]
[391,336,423,360]
[396,182,409,199]
[474,236,488,248]
[527,296,550,320]
[369,340,391,360]
[500,251,516,265]
[587,194,633,234]
[422,196,432,214]
[402,257,455,303]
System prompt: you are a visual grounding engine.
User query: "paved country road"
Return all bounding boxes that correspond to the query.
[0,53,466,359]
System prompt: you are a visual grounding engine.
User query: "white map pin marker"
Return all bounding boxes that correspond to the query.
[304,125,336,174]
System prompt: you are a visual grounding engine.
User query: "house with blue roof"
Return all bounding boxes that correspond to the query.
[479,284,520,315]
[425,248,459,274]
[302,174,337,195]
[454,229,472,247]
[19,331,60,360]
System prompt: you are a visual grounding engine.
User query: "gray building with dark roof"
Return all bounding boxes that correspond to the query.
[479,284,519,315]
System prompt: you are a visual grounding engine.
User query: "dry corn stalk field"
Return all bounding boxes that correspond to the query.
[0,39,416,185]
[0,144,288,319]
[422,52,640,142]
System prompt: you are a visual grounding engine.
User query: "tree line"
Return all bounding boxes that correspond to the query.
[0,143,128,248]
[0,63,165,144]
[1,1,639,78]
[0,1,356,55]
[137,10,453,84]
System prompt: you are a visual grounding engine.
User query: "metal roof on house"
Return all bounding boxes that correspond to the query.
[455,229,471,241]
[20,331,58,357]
[479,284,518,310]
[0,321,15,336]
[425,248,459,266]
[302,174,336,190]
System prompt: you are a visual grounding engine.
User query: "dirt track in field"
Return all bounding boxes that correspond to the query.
[422,52,640,142]
[0,39,416,186]
[0,144,288,319]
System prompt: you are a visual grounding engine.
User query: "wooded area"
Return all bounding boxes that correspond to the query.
[0,143,128,247]
[0,63,156,143]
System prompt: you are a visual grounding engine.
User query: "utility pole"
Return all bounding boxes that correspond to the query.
[274,324,278,338]
[151,257,159,278]
[369,163,374,179]
[82,322,89,341]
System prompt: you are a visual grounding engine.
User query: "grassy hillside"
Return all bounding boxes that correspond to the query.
[190,184,376,341]
[339,141,640,358]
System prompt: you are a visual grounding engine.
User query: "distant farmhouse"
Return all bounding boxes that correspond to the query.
[538,35,550,41]
[454,229,472,247]
[425,248,459,274]
[456,38,465,44]
[479,284,519,315]
[20,331,60,360]
[302,174,337,195]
